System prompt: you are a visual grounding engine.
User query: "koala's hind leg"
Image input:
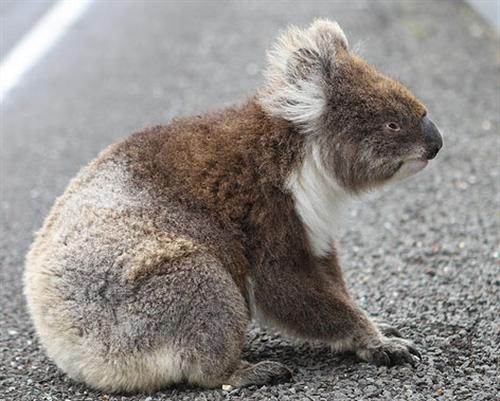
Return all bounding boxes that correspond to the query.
[193,357,292,389]
[128,251,292,390]
[224,360,293,388]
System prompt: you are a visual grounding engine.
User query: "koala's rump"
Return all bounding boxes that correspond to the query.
[24,152,247,391]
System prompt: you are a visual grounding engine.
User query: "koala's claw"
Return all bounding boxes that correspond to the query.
[358,337,421,367]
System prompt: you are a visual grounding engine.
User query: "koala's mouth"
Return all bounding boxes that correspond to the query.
[391,158,428,181]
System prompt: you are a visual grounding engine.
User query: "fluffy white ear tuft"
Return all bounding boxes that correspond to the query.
[308,18,348,51]
[258,19,348,133]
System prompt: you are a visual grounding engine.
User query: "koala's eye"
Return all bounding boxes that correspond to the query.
[385,122,400,131]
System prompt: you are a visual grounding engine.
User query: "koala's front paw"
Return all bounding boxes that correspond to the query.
[357,337,421,367]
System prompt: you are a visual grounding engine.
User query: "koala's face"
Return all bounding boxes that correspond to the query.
[324,53,443,191]
[259,19,443,193]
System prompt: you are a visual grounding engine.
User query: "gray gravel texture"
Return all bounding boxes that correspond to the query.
[1,1,499,400]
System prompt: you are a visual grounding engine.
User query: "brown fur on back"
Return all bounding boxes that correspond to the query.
[114,100,313,291]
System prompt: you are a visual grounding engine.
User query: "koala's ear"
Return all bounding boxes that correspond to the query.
[307,18,348,53]
[258,19,349,132]
[276,19,348,83]
[286,47,322,82]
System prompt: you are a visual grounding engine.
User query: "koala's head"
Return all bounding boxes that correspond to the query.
[258,19,443,192]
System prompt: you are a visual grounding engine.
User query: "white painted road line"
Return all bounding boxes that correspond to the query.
[0,0,94,103]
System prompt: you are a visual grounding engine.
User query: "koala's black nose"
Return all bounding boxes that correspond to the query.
[422,116,443,160]
[426,144,440,160]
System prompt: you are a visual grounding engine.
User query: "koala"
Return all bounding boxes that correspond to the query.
[24,19,442,393]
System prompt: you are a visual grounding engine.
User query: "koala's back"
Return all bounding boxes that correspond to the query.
[24,128,249,392]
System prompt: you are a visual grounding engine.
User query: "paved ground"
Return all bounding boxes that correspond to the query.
[1,1,499,400]
[0,0,54,56]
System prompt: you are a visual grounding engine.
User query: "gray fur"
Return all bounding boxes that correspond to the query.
[25,150,251,392]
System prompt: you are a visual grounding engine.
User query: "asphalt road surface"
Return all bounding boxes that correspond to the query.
[1,1,499,400]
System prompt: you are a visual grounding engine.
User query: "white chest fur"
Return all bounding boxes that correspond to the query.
[286,144,350,257]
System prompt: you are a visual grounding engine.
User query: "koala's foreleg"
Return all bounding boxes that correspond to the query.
[251,261,420,367]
